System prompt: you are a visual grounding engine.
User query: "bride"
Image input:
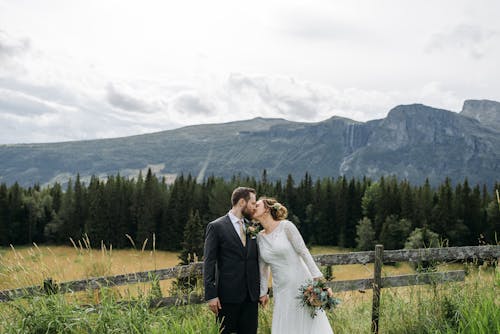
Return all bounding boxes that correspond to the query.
[254,197,334,334]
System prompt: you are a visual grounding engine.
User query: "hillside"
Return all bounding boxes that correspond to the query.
[0,100,499,187]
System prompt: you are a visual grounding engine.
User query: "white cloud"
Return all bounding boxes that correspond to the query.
[173,92,214,116]
[106,83,151,113]
[0,1,499,144]
[276,6,364,43]
[426,24,498,59]
[0,88,71,116]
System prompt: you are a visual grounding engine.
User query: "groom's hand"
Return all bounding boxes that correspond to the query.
[259,295,269,307]
[207,297,222,314]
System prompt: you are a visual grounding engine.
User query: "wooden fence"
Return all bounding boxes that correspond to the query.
[1,245,499,333]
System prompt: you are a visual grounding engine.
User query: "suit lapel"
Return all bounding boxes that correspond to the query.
[223,215,246,254]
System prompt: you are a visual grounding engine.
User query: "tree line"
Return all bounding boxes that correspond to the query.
[0,170,499,261]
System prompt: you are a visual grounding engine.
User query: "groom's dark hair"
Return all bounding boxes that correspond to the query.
[231,187,256,206]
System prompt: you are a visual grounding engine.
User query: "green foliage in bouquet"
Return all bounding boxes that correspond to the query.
[297,279,341,318]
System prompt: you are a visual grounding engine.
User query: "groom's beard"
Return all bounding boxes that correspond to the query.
[242,206,254,220]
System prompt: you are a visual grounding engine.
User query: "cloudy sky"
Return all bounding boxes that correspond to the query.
[0,0,499,144]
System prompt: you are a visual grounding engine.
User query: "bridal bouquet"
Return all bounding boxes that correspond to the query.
[297,279,341,318]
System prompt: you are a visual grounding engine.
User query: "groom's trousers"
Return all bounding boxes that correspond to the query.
[217,293,258,334]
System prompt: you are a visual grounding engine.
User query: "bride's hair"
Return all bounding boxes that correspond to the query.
[260,197,288,220]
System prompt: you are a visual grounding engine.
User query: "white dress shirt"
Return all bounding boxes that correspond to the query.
[228,210,246,235]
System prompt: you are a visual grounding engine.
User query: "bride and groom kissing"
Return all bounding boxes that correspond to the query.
[203,187,333,334]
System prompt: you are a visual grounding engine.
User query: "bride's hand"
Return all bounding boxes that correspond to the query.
[259,295,269,307]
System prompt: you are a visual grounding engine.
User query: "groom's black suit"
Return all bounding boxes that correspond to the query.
[203,214,260,334]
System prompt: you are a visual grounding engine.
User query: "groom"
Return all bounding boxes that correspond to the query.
[203,187,261,334]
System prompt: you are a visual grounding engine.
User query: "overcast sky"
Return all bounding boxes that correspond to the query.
[0,0,499,144]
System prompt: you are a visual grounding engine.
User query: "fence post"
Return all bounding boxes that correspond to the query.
[43,277,58,295]
[371,244,383,334]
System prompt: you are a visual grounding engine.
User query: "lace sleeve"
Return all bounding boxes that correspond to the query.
[283,220,323,278]
[258,244,270,297]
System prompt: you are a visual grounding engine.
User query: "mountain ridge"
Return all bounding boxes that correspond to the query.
[460,99,500,131]
[0,100,499,187]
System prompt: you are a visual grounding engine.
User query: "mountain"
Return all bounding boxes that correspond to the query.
[460,99,500,131]
[339,104,500,185]
[0,101,499,187]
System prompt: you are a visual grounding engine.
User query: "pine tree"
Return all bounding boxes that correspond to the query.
[448,182,469,245]
[136,169,160,248]
[415,178,434,230]
[303,204,316,244]
[296,172,313,222]
[207,178,232,219]
[312,179,328,245]
[283,174,297,216]
[179,210,204,264]
[131,171,145,245]
[321,178,336,245]
[0,183,9,246]
[466,184,482,244]
[400,180,414,222]
[258,169,273,197]
[85,176,107,246]
[355,217,375,251]
[345,178,361,248]
[50,183,63,214]
[22,189,43,244]
[9,182,27,244]
[160,173,195,250]
[59,179,74,242]
[114,175,134,248]
[430,177,454,240]
[72,174,86,240]
[374,177,388,233]
[274,179,283,201]
[335,176,348,247]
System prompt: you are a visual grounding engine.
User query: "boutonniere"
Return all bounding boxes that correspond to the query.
[245,221,262,239]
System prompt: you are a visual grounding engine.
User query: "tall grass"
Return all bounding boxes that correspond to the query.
[0,265,497,333]
[0,243,181,295]
[0,289,221,334]
[379,265,499,334]
[1,243,498,333]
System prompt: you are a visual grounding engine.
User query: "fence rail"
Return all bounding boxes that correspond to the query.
[0,264,203,302]
[326,270,466,292]
[313,245,499,265]
[1,245,497,303]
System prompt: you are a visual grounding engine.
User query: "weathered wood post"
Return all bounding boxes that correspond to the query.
[371,244,383,334]
[43,277,58,295]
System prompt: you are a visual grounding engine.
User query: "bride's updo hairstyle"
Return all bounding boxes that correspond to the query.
[261,197,288,220]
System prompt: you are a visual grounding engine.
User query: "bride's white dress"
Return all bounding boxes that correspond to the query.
[258,220,334,334]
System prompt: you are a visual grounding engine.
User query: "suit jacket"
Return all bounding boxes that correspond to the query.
[203,214,260,303]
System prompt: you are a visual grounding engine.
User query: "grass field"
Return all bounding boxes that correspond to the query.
[0,243,182,299]
[0,244,498,333]
[1,244,456,288]
[0,243,463,302]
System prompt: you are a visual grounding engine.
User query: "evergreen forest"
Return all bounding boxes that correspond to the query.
[0,170,499,263]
